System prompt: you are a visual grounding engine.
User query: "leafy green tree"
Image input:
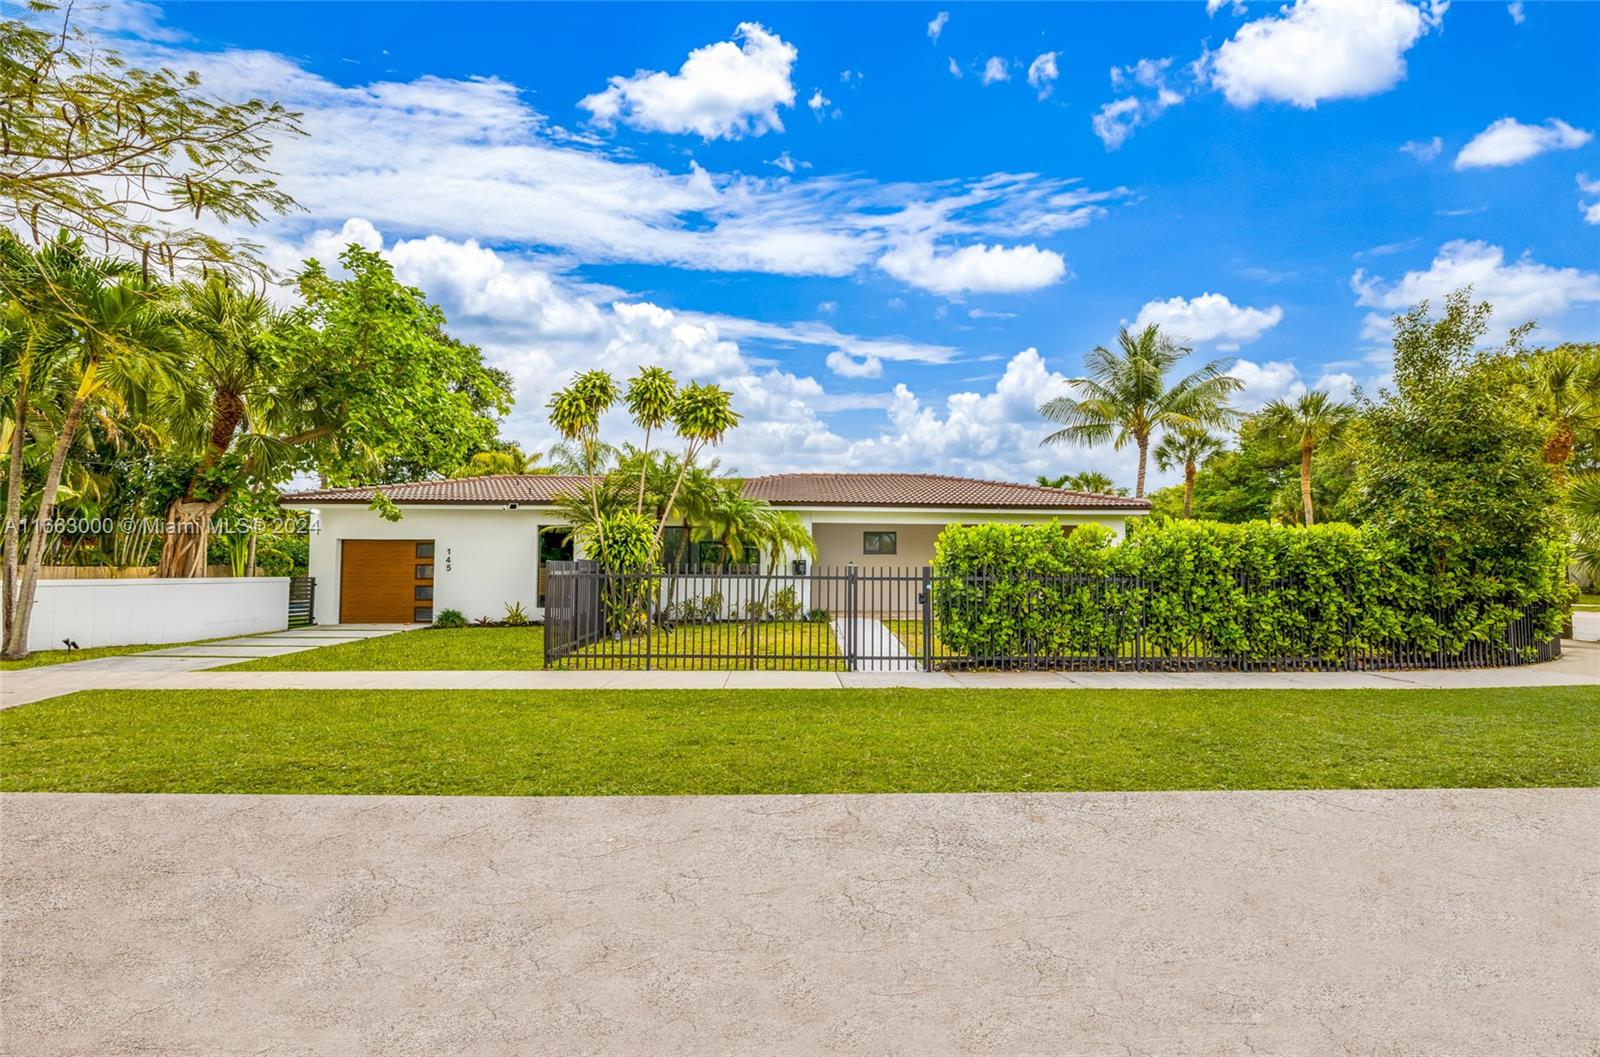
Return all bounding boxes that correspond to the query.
[1255,390,1356,526]
[1345,289,1568,638]
[1,233,179,658]
[1154,424,1225,519]
[0,3,302,276]
[1038,324,1241,496]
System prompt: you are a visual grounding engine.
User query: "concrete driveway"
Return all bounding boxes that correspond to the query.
[4,788,1596,1056]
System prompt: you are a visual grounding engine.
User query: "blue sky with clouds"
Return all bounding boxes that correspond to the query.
[86,0,1600,486]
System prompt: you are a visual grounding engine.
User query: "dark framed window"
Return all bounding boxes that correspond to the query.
[863,531,897,555]
[414,585,433,601]
[416,541,435,558]
[415,564,434,580]
[413,606,433,623]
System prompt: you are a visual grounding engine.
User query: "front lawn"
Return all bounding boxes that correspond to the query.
[558,620,842,671]
[0,637,216,671]
[224,626,546,671]
[3,686,1594,795]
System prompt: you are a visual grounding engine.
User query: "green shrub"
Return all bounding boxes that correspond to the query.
[769,587,802,621]
[431,609,467,629]
[503,601,530,626]
[932,518,1566,663]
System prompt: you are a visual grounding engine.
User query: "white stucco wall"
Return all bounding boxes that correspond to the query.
[301,504,555,626]
[292,502,1134,626]
[24,577,289,652]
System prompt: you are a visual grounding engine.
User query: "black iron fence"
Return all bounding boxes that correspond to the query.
[288,575,316,628]
[541,561,1562,672]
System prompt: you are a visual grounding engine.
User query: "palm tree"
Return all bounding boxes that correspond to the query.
[1,234,178,658]
[1255,390,1355,527]
[1038,324,1241,497]
[1523,344,1600,475]
[154,276,280,577]
[449,445,545,478]
[1570,471,1600,588]
[1154,425,1225,519]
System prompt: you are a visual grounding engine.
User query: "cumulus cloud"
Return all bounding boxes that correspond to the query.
[579,23,797,140]
[928,11,949,41]
[1352,240,1600,339]
[1227,360,1357,410]
[1579,174,1600,226]
[1399,136,1442,162]
[947,57,964,79]
[981,57,1010,85]
[807,88,834,119]
[1132,293,1284,350]
[1027,52,1060,99]
[1209,0,1441,109]
[1453,117,1594,170]
[878,239,1067,295]
[825,351,883,378]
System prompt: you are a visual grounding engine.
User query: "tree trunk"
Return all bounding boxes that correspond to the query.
[1183,460,1195,519]
[2,390,28,642]
[1134,435,1149,498]
[3,392,88,659]
[246,531,257,577]
[155,496,228,577]
[1300,442,1315,527]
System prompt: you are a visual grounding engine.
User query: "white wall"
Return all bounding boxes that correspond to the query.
[25,577,289,652]
[303,505,549,625]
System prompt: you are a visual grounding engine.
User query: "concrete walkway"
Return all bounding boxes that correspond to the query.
[830,616,917,672]
[3,788,1595,1056]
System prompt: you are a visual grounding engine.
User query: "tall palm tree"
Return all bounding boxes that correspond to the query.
[1038,325,1241,497]
[1,235,179,658]
[1255,389,1355,527]
[154,276,280,577]
[1154,425,1225,519]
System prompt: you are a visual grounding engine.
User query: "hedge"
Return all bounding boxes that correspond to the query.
[931,520,1570,665]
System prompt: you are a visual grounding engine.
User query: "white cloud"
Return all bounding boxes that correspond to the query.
[1094,57,1186,149]
[1132,293,1284,350]
[1399,136,1442,162]
[1453,117,1594,170]
[948,57,964,79]
[1027,52,1060,99]
[1210,0,1441,109]
[928,11,949,41]
[878,239,1067,295]
[579,23,796,140]
[825,351,883,378]
[1508,1,1525,24]
[981,57,1010,85]
[1352,240,1600,339]
[816,300,838,315]
[1579,174,1600,226]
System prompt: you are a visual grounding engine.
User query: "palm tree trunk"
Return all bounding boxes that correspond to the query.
[157,391,246,578]
[3,390,89,659]
[1300,441,1315,527]
[1135,435,1149,498]
[3,390,29,641]
[1183,459,1195,519]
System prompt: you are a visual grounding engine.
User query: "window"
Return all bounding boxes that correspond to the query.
[415,564,434,580]
[863,531,897,555]
[414,586,433,601]
[413,606,433,623]
[416,542,435,558]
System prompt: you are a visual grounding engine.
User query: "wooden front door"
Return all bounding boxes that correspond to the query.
[339,540,435,623]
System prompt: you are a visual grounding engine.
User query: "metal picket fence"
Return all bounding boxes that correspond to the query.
[541,560,1561,672]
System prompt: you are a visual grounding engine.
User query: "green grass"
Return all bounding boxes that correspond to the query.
[224,626,546,671]
[0,637,218,671]
[3,686,1595,796]
[559,620,842,671]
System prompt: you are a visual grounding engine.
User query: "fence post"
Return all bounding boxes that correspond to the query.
[921,566,934,672]
[846,563,858,672]
[644,571,652,672]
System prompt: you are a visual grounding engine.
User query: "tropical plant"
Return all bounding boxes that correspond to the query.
[502,601,531,626]
[1255,390,1356,526]
[1035,470,1127,495]
[1,232,180,658]
[1568,472,1600,587]
[1038,324,1241,496]
[0,3,302,277]
[1518,344,1600,473]
[1154,425,1225,519]
[449,445,545,478]
[431,608,468,629]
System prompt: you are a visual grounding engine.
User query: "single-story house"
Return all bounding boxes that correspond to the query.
[280,472,1150,625]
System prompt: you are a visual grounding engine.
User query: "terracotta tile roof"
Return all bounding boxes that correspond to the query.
[741,473,1149,510]
[282,472,1149,511]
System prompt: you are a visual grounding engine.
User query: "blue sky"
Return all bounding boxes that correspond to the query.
[89,0,1600,486]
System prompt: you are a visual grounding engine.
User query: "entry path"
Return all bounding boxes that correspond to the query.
[3,788,1596,1056]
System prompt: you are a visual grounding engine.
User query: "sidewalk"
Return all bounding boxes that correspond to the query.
[4,640,1596,708]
